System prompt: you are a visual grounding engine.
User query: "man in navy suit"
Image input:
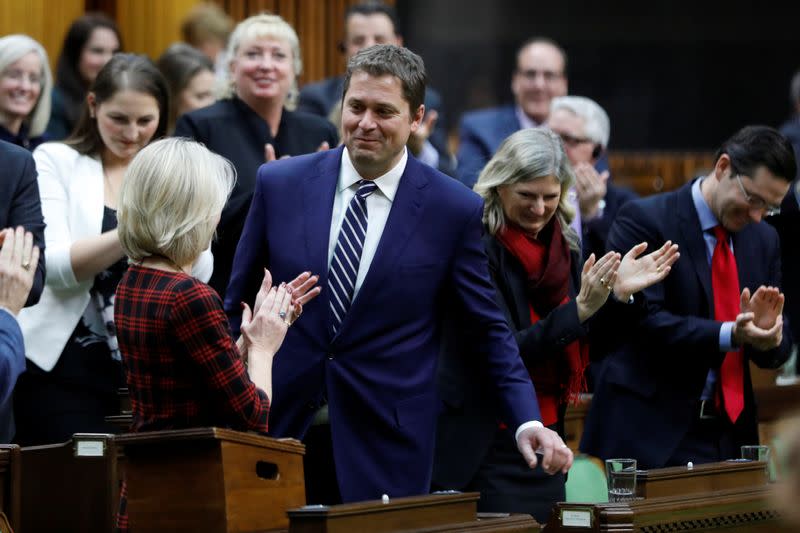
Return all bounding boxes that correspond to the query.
[298,1,454,175]
[226,44,572,505]
[456,37,568,188]
[0,141,45,306]
[582,126,796,468]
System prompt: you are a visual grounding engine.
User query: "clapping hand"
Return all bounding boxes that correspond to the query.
[576,251,620,322]
[573,162,609,219]
[733,286,784,351]
[613,241,680,302]
[0,227,39,316]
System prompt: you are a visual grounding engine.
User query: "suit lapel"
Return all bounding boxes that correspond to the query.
[303,148,341,325]
[676,183,714,310]
[333,156,429,337]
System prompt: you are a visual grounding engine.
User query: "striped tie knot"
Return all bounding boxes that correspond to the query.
[356,180,378,199]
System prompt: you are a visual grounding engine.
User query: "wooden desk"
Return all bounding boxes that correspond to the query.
[636,459,769,499]
[19,434,123,533]
[546,485,789,532]
[287,493,540,532]
[0,445,20,533]
[117,427,306,533]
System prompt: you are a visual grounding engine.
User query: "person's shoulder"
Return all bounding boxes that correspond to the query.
[182,99,237,123]
[299,77,339,96]
[284,108,337,133]
[0,139,32,160]
[413,157,481,207]
[32,141,83,164]
[257,146,338,184]
[461,105,514,127]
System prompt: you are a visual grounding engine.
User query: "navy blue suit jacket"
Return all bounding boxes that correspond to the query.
[766,183,800,349]
[581,181,792,468]
[298,76,454,176]
[224,147,539,502]
[0,141,45,306]
[456,105,521,188]
[0,310,26,442]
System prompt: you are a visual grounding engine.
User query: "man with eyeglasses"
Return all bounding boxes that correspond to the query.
[582,125,796,468]
[456,37,568,189]
[546,95,638,262]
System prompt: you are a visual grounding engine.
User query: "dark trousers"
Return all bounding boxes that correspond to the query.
[303,423,343,505]
[666,410,740,466]
[464,426,565,524]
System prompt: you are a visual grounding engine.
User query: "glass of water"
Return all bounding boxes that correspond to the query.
[605,458,637,502]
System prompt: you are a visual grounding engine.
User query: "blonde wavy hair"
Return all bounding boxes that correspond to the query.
[473,128,579,252]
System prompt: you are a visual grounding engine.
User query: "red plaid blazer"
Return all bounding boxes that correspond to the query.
[114,265,269,434]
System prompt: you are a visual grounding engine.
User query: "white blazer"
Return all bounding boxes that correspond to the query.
[18,143,213,371]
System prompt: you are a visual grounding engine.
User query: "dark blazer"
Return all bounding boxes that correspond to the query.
[455,105,612,189]
[298,76,454,176]
[456,105,521,189]
[224,147,540,503]
[766,183,800,349]
[0,310,26,442]
[174,98,338,298]
[582,183,639,261]
[779,117,800,181]
[581,180,792,468]
[0,140,45,306]
[434,234,583,489]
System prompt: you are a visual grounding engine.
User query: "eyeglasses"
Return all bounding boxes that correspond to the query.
[1,68,42,86]
[557,131,594,147]
[734,174,781,216]
[515,69,563,84]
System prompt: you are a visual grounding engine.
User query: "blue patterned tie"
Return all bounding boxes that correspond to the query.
[328,180,378,334]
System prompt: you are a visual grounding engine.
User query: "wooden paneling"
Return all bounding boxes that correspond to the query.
[115,0,202,61]
[218,0,394,85]
[0,0,85,72]
[609,151,716,196]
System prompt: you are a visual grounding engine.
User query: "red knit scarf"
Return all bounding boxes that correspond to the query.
[496,218,589,426]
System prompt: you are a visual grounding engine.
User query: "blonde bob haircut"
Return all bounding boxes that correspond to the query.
[118,137,235,267]
[0,34,53,137]
[225,13,302,108]
[474,128,580,253]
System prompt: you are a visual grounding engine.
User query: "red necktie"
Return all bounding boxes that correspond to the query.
[711,226,744,423]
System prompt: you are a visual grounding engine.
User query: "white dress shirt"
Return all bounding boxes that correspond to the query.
[327,147,408,300]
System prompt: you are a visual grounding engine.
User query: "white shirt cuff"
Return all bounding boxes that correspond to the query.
[515,420,544,441]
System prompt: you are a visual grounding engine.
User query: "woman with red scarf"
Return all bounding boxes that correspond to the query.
[433,128,679,522]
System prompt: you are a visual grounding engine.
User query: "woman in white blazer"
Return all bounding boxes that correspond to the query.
[15,54,211,445]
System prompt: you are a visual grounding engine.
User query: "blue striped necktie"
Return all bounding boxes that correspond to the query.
[328,180,378,334]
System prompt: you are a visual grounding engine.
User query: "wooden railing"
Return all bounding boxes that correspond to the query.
[609,151,716,196]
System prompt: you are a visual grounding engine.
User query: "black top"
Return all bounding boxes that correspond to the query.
[174,97,339,297]
[0,123,45,151]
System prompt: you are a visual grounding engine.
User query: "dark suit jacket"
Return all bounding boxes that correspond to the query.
[0,310,26,442]
[455,105,612,189]
[779,117,800,181]
[456,105,521,188]
[581,180,792,468]
[298,76,454,175]
[224,147,540,502]
[582,184,639,261]
[174,98,338,298]
[0,141,45,306]
[766,183,800,348]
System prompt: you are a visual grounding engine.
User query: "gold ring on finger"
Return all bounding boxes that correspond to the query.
[599,277,606,285]
[21,261,31,271]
